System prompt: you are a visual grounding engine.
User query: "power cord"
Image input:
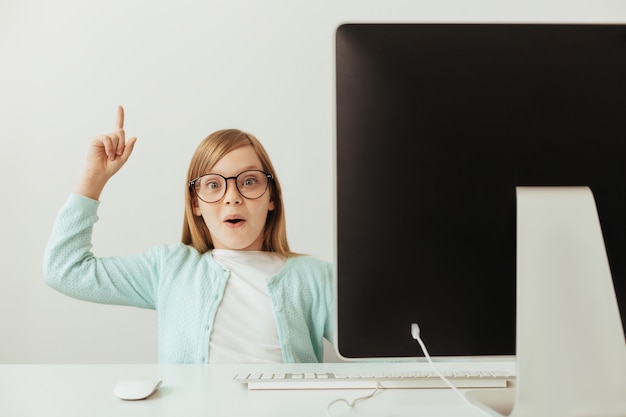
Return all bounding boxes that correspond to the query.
[325,323,494,417]
[411,323,493,417]
[325,382,382,417]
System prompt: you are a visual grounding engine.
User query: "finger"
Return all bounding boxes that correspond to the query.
[116,128,126,155]
[120,137,137,162]
[101,135,114,160]
[115,105,124,130]
[115,106,126,155]
[102,134,120,160]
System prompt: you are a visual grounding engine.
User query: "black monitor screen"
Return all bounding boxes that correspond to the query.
[335,23,626,359]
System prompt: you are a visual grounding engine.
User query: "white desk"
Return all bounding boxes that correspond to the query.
[0,361,515,417]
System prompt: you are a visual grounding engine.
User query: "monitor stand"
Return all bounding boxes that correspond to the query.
[466,186,626,417]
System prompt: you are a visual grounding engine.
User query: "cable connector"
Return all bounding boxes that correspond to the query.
[411,323,420,340]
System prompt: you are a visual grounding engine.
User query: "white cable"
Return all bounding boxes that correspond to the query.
[325,382,382,417]
[326,323,495,417]
[411,323,493,417]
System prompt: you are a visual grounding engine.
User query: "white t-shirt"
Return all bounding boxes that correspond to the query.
[209,249,287,363]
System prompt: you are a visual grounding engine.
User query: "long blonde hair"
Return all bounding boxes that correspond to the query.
[181,129,294,255]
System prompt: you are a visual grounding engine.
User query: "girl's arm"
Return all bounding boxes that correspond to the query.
[43,193,158,309]
[43,106,155,308]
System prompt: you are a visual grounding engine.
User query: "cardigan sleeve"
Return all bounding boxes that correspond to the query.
[42,193,160,309]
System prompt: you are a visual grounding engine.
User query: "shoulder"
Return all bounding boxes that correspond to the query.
[147,243,222,273]
[278,255,334,290]
[287,255,333,274]
[151,242,199,258]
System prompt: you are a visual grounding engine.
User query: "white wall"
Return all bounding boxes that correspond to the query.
[1,0,624,363]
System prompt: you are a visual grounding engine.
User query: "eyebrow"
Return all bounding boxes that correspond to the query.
[206,166,265,176]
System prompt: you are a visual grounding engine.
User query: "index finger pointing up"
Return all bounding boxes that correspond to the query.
[116,105,125,129]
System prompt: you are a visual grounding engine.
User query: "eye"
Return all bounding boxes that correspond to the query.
[241,177,258,187]
[198,175,223,191]
[206,180,221,190]
[240,172,262,187]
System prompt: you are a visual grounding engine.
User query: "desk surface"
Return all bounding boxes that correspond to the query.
[0,361,515,417]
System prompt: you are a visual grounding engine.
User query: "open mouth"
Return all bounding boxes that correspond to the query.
[226,219,243,224]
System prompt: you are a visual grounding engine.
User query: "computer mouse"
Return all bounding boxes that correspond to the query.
[113,378,163,400]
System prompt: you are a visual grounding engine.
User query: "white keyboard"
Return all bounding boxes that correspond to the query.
[234,369,514,390]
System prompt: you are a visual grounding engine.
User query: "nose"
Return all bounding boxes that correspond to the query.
[223,178,243,204]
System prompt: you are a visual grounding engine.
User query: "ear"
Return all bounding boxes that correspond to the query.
[268,199,275,212]
[192,197,202,216]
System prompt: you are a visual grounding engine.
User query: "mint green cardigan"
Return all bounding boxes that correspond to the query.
[43,194,335,364]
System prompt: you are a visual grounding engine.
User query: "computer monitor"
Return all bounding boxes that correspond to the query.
[334,23,626,360]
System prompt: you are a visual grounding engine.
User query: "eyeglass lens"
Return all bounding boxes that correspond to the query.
[193,170,270,202]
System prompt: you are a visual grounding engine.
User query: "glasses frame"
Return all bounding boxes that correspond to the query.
[189,170,273,203]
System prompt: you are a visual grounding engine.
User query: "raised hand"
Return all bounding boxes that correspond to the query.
[75,106,137,200]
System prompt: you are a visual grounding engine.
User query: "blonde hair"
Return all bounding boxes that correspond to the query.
[181,129,295,256]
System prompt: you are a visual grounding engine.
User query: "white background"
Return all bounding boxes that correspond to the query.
[1,0,624,363]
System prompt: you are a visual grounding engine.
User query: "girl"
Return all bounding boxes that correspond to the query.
[43,106,334,364]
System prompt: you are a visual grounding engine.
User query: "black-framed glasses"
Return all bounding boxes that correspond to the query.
[189,170,273,203]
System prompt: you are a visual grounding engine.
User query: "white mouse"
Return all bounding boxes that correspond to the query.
[114,378,163,400]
